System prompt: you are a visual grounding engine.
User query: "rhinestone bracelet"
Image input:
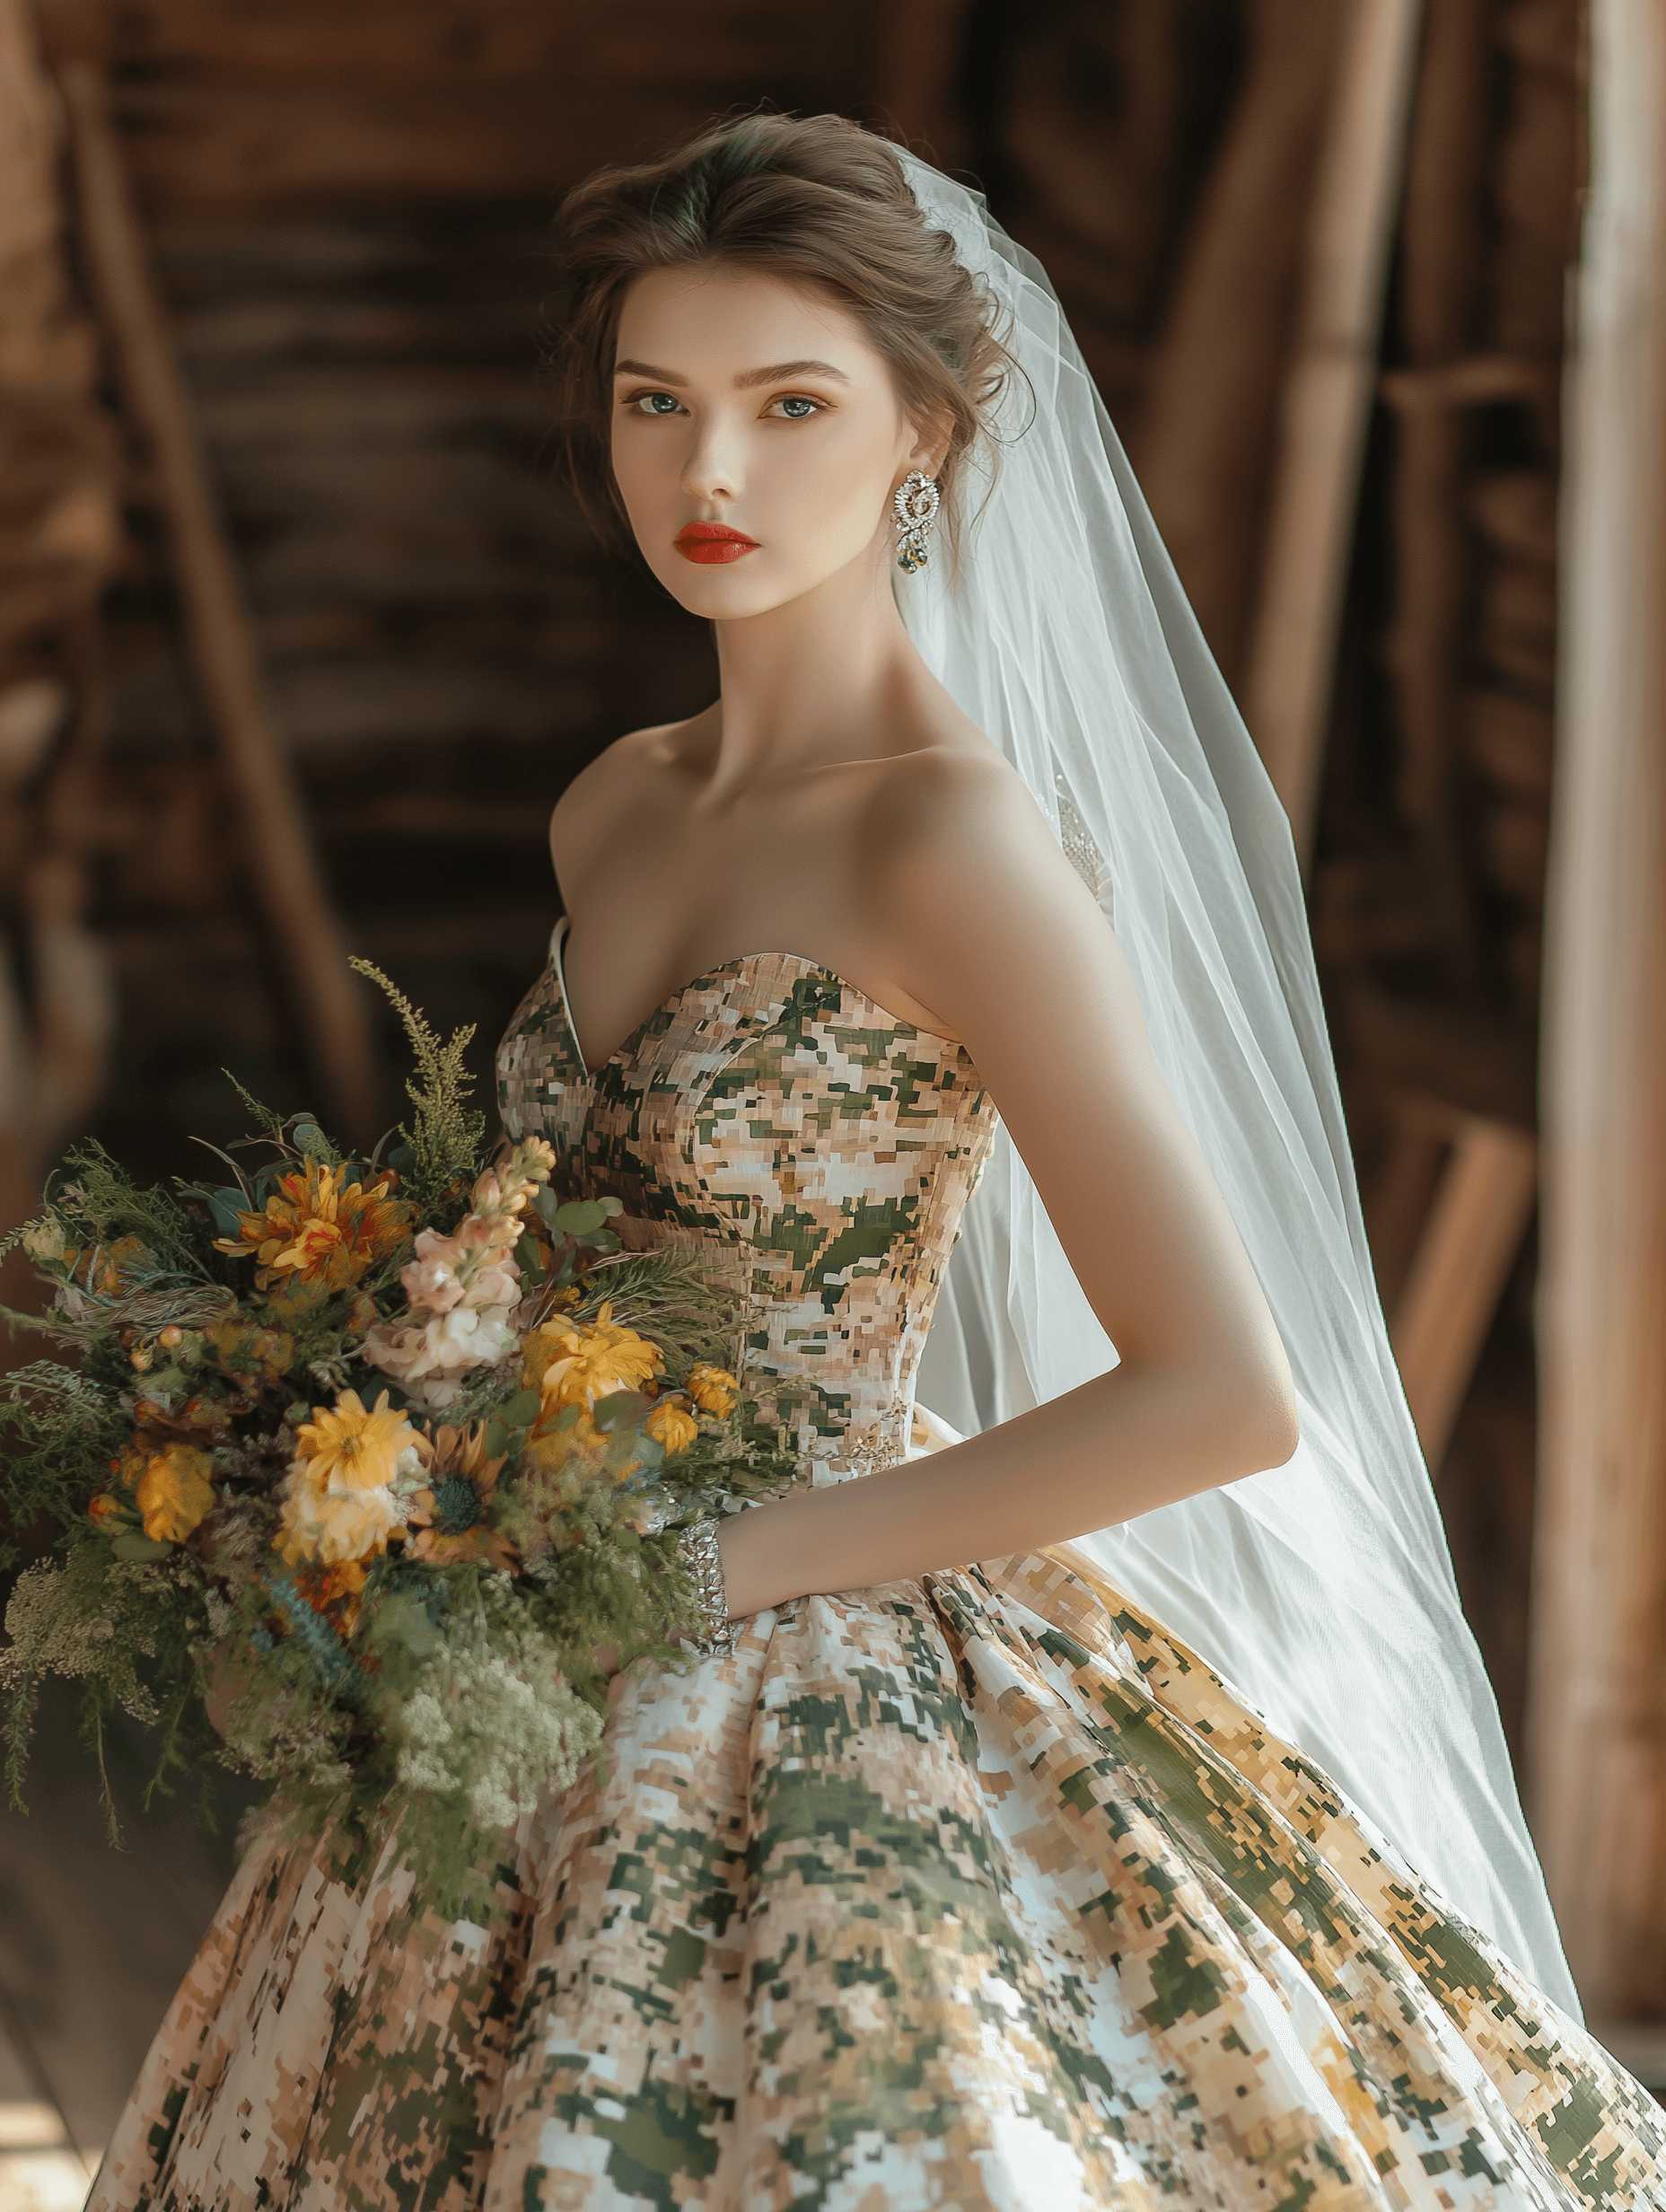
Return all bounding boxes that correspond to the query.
[677,1520,741,1655]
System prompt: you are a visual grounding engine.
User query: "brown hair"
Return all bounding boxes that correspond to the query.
[547,112,1012,561]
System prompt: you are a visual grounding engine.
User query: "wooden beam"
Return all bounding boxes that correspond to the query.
[1241,0,1425,863]
[57,61,381,1146]
[1132,0,1343,686]
[1389,1112,1538,1468]
[1530,0,1666,2023]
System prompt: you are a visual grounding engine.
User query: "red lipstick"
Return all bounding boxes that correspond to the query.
[675,522,758,566]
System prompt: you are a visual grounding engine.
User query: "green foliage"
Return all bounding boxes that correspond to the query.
[52,1140,205,1277]
[0,1369,126,1567]
[222,1071,285,1137]
[348,959,487,1212]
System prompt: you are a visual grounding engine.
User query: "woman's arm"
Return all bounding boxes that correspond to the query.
[716,750,1300,1618]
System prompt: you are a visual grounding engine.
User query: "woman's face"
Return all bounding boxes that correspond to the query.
[609,265,929,619]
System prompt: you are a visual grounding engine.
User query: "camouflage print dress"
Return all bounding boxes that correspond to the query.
[89,925,1666,2211]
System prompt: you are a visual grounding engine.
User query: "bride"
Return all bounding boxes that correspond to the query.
[88,112,1664,2211]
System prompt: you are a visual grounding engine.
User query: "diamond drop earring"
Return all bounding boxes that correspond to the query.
[892,470,941,575]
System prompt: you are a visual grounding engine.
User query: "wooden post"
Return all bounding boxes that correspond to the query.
[1389,1112,1539,1467]
[57,61,381,1146]
[1241,0,1425,863]
[1530,0,1666,2020]
[1132,0,1343,686]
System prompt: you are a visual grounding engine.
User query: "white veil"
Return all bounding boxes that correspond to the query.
[899,154,1580,2016]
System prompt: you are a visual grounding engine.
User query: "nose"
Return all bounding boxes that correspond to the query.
[680,409,743,505]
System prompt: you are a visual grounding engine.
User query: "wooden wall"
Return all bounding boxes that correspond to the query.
[0,0,1617,2088]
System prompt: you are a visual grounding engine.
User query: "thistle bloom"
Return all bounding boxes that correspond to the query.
[134,1444,215,1543]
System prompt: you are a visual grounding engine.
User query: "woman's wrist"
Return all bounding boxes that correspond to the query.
[714,1492,809,1620]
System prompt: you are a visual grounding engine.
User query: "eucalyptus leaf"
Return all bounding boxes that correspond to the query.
[484,1420,509,1460]
[551,1198,613,1237]
[497,1390,541,1429]
[513,1231,546,1285]
[110,1532,174,1563]
[592,1389,649,1432]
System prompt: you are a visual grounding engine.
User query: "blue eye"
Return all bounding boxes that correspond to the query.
[774,396,819,419]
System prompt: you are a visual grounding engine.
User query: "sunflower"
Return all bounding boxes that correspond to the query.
[522,1303,663,1413]
[405,1424,518,1569]
[216,1163,411,1292]
[294,1389,419,1492]
[133,1444,215,1543]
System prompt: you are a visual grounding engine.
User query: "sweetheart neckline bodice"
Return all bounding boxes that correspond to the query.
[548,914,960,1081]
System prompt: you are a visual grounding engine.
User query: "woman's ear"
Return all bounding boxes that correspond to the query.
[908,411,954,480]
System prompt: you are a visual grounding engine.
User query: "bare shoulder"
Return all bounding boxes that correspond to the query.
[857,739,1122,1057]
[548,715,709,897]
[860,741,1084,926]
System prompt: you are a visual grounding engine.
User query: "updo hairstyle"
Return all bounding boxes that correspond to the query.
[548,112,1012,562]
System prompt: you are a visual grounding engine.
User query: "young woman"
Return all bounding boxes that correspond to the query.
[89,113,1665,2212]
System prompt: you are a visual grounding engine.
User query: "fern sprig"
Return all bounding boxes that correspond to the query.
[349,959,487,1210]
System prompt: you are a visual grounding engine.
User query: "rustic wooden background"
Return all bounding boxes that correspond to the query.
[0,0,1597,2188]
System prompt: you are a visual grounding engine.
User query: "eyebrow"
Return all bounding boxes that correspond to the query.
[612,357,851,388]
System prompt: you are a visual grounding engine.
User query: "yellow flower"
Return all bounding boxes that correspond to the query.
[87,1491,127,1532]
[522,1302,663,1413]
[134,1444,215,1543]
[216,1163,411,1292]
[644,1401,698,1455]
[294,1390,419,1492]
[406,1423,518,1569]
[685,1363,738,1418]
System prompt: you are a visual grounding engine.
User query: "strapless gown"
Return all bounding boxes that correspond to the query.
[88,926,1666,2211]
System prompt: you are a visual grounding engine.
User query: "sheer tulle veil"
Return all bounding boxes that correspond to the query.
[897,152,1579,2015]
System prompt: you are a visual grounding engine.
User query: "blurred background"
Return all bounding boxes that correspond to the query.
[4,0,1665,2199]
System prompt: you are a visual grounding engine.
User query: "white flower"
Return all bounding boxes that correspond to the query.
[362,1301,522,1410]
[390,1628,601,1832]
[19,1215,63,1264]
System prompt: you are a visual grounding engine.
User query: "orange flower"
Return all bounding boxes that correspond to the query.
[134,1444,215,1543]
[215,1163,411,1293]
[643,1401,698,1456]
[684,1363,738,1418]
[87,1491,127,1532]
[292,1557,368,1628]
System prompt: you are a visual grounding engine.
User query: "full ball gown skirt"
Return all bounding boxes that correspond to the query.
[87,929,1666,2210]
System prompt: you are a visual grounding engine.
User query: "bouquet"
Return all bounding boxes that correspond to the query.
[0,965,790,1914]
